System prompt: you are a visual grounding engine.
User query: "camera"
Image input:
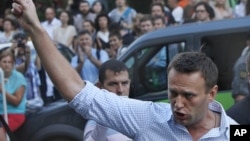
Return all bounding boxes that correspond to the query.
[13,32,27,48]
[17,38,25,48]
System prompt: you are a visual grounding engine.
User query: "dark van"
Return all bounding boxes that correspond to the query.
[118,16,250,110]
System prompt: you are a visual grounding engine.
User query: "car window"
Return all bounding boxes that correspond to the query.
[200,31,247,91]
[126,41,186,99]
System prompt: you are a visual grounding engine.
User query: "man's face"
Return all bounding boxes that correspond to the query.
[195,5,210,22]
[101,70,130,96]
[116,0,126,7]
[140,20,154,34]
[79,2,90,14]
[78,33,92,48]
[83,21,94,33]
[151,5,164,17]
[45,8,55,22]
[168,69,216,126]
[154,18,165,29]
[109,36,122,50]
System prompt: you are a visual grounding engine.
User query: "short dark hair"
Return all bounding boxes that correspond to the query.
[83,19,95,28]
[194,2,215,19]
[95,13,111,31]
[91,0,106,13]
[167,52,218,92]
[153,15,166,25]
[150,3,165,14]
[140,14,153,24]
[77,29,91,37]
[109,32,122,40]
[79,0,90,6]
[99,59,129,83]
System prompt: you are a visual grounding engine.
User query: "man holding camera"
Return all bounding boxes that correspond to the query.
[11,32,43,111]
[12,32,31,72]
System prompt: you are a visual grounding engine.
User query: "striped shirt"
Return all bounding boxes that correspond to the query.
[69,81,238,141]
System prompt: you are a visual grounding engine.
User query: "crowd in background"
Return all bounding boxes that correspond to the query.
[1,0,250,48]
[0,0,250,132]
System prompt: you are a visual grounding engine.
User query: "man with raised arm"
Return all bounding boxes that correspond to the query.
[12,0,237,140]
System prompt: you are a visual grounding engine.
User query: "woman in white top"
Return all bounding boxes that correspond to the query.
[212,0,234,20]
[91,1,106,15]
[53,10,77,50]
[94,13,111,50]
[0,18,16,43]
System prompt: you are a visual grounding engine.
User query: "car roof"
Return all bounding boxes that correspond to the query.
[126,16,250,51]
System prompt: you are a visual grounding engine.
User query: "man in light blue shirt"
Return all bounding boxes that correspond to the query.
[71,30,109,83]
[70,52,238,141]
[12,1,238,140]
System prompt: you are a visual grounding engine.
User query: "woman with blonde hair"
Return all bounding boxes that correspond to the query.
[212,0,234,20]
[0,48,27,141]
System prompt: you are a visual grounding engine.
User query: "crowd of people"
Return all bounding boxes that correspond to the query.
[0,0,250,141]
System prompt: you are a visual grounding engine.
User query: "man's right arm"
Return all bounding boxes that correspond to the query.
[12,0,85,101]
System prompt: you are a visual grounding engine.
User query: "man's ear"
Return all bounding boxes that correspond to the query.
[208,85,218,103]
[95,81,102,88]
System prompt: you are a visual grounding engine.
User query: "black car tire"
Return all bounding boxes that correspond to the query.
[29,124,83,141]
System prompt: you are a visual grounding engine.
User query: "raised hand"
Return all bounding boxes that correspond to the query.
[11,0,41,33]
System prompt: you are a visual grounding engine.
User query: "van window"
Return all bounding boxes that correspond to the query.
[200,32,247,90]
[125,41,186,98]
